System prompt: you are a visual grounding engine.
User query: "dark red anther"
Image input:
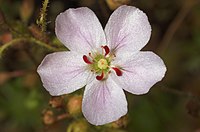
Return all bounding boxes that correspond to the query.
[112,67,122,76]
[96,72,104,80]
[102,45,110,56]
[83,55,92,64]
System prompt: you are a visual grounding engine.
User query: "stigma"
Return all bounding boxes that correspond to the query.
[98,59,108,69]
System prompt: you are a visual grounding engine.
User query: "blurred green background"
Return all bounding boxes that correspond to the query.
[0,0,200,132]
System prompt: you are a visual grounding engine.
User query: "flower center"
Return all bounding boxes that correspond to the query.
[97,59,108,70]
[83,45,122,81]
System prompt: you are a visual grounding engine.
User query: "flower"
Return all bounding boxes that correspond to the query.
[37,5,166,125]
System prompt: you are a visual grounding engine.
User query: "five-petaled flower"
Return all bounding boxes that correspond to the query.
[37,5,166,125]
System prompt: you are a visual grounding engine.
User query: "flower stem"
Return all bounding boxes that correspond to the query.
[37,0,49,32]
[0,37,66,58]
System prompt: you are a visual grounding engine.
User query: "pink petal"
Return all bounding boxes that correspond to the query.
[82,77,127,125]
[55,7,106,54]
[37,52,94,96]
[105,5,151,58]
[111,51,166,95]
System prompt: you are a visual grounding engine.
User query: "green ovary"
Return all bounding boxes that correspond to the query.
[90,54,110,74]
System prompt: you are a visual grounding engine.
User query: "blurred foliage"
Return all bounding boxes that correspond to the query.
[0,0,200,132]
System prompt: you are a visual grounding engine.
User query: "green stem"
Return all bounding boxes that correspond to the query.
[0,37,66,57]
[37,0,49,32]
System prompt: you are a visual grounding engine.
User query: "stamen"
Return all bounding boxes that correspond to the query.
[102,45,110,56]
[96,72,104,80]
[89,53,93,59]
[83,55,92,64]
[112,67,122,76]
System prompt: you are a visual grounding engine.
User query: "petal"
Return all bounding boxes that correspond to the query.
[111,51,166,95]
[37,51,94,96]
[55,7,106,54]
[82,77,127,125]
[105,5,151,57]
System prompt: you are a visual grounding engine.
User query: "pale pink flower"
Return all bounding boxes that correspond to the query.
[37,5,166,125]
